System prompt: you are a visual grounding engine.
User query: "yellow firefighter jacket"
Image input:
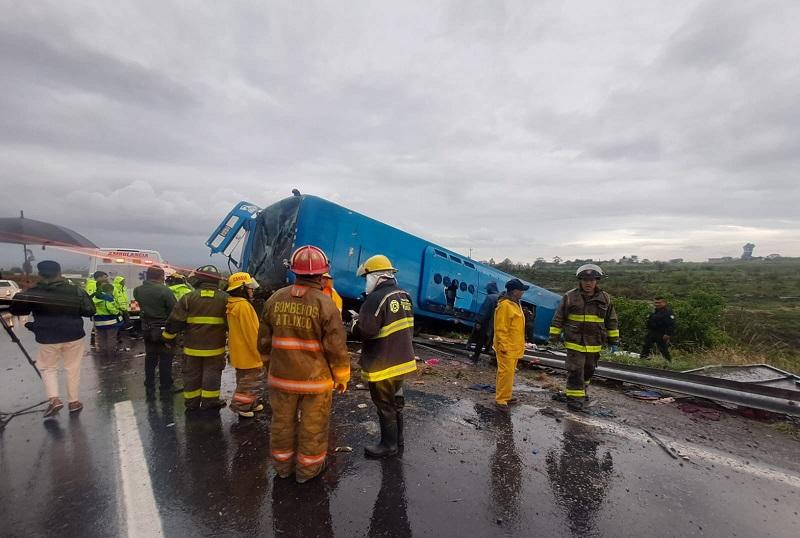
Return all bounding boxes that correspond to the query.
[549,287,619,353]
[258,279,350,394]
[493,294,526,358]
[226,296,263,370]
[163,282,229,357]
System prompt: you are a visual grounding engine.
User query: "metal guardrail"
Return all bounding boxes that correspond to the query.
[413,338,800,417]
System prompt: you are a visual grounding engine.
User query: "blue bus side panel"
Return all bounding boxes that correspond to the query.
[242,195,562,340]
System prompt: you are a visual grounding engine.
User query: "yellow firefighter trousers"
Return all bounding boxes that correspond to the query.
[495,352,520,405]
[269,388,332,482]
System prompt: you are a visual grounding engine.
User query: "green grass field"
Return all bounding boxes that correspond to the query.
[512,258,800,374]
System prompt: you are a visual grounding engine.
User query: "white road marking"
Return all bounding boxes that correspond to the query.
[523,404,800,489]
[114,400,165,538]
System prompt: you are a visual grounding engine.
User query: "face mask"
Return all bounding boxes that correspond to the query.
[365,273,381,295]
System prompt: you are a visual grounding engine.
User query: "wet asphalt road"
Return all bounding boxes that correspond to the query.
[1,324,799,537]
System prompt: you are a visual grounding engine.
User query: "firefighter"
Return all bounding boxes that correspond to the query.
[163,265,229,413]
[549,264,619,411]
[92,282,122,358]
[322,273,343,312]
[353,254,416,458]
[258,245,350,483]
[166,273,193,300]
[226,272,267,418]
[493,278,529,413]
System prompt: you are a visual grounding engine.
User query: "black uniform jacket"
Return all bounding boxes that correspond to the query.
[646,307,675,336]
[354,279,417,382]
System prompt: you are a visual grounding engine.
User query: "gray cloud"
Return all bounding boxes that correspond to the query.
[1,0,799,270]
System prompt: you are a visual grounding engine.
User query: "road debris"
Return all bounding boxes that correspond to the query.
[625,390,663,400]
[642,428,679,460]
[334,446,353,453]
[357,403,368,409]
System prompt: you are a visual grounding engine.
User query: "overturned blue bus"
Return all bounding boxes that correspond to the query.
[207,193,561,341]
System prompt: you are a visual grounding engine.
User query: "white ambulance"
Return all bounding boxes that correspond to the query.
[88,248,167,322]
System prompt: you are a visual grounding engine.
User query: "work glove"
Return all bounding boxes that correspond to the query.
[334,382,348,394]
[609,344,619,353]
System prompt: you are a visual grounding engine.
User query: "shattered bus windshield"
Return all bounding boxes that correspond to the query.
[247,196,301,290]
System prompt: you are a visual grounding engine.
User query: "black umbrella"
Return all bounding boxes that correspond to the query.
[0,214,97,248]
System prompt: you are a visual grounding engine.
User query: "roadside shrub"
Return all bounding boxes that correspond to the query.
[614,291,727,352]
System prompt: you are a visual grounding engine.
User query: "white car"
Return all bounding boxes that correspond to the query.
[0,279,21,306]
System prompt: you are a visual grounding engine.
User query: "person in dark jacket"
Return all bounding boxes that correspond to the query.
[640,296,675,362]
[471,282,500,361]
[353,254,416,458]
[134,266,179,394]
[10,260,95,417]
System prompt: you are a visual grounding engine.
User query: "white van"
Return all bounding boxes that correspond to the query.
[88,248,166,321]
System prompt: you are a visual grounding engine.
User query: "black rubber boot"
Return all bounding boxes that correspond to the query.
[365,415,399,458]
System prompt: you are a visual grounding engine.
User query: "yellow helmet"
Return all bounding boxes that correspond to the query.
[227,272,259,291]
[356,254,397,277]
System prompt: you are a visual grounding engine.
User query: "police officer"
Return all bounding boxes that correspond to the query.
[640,296,675,362]
[353,254,417,458]
[163,265,229,413]
[549,264,619,411]
[470,282,500,362]
[134,266,179,394]
[258,245,350,483]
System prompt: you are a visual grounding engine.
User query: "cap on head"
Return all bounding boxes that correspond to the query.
[227,272,259,291]
[146,266,166,280]
[37,260,61,279]
[505,278,530,292]
[356,254,397,277]
[289,245,330,276]
[93,270,108,279]
[576,263,604,280]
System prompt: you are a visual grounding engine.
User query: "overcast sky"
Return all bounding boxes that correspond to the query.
[1,0,798,271]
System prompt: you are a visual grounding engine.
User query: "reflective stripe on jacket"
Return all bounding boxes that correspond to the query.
[354,279,417,382]
[163,283,229,357]
[258,279,350,394]
[549,288,619,352]
[493,294,526,357]
[93,293,122,330]
[226,296,263,370]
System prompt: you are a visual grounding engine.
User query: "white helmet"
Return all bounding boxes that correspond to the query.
[576,263,604,279]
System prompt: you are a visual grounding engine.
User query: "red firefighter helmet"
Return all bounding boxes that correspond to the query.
[290,245,330,275]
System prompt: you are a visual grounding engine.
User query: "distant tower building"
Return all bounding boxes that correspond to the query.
[742,243,755,260]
